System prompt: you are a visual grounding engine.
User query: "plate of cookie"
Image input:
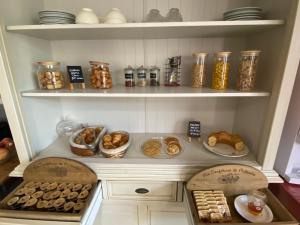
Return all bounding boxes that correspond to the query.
[141,136,182,159]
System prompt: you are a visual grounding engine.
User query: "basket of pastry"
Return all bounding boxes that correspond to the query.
[0,157,99,223]
[203,131,249,157]
[184,164,297,225]
[99,131,130,158]
[69,126,106,156]
[142,136,182,159]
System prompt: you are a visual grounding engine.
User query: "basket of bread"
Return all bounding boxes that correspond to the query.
[69,126,106,156]
[99,131,130,158]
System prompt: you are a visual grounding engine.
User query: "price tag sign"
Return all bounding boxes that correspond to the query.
[188,121,201,138]
[67,66,84,83]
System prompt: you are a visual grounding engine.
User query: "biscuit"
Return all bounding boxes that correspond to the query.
[143,147,161,157]
[166,143,181,155]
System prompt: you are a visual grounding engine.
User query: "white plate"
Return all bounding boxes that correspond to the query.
[234,195,273,223]
[224,7,262,15]
[202,137,249,158]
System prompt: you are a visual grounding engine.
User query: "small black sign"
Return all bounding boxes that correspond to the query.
[67,66,84,84]
[188,121,201,137]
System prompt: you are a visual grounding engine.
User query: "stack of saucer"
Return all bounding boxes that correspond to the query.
[39,10,75,24]
[223,7,263,21]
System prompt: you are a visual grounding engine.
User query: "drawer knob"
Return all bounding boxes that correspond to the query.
[135,188,149,194]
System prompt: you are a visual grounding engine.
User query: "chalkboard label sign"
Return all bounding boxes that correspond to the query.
[67,66,84,84]
[188,121,201,137]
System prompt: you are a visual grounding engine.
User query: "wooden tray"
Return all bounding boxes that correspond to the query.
[0,157,98,222]
[185,164,297,225]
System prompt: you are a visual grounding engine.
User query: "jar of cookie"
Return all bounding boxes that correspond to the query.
[36,61,65,90]
[90,61,112,89]
[237,50,261,91]
[212,52,231,90]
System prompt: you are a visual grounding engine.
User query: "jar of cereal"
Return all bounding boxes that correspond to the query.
[37,61,64,90]
[212,52,231,90]
[237,50,261,91]
[192,52,208,88]
[137,66,147,87]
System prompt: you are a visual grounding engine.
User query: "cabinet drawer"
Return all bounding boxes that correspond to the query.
[107,181,177,201]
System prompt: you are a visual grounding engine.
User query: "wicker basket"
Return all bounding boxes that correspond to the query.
[101,149,127,158]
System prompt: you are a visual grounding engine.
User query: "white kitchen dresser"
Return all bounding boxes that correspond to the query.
[0,0,300,225]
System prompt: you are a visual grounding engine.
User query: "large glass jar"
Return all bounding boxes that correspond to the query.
[237,50,261,91]
[37,61,64,90]
[212,52,231,90]
[192,53,208,88]
[90,61,112,89]
[149,66,160,86]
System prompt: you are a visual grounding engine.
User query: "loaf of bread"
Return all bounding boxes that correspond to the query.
[207,131,245,151]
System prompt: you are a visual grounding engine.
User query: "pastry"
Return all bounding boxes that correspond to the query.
[57,183,67,191]
[53,198,65,209]
[73,202,84,212]
[7,196,19,207]
[166,143,181,155]
[50,190,61,199]
[73,183,83,192]
[103,134,112,143]
[60,189,71,198]
[37,200,47,209]
[78,190,89,199]
[67,191,78,200]
[143,146,161,157]
[23,197,38,208]
[25,188,36,196]
[82,184,92,191]
[43,192,53,200]
[112,133,122,145]
[47,182,58,191]
[24,181,41,189]
[32,191,44,199]
[18,195,30,204]
[66,183,74,189]
[64,201,75,212]
[164,137,179,145]
[14,188,27,196]
[207,131,245,151]
[40,182,50,191]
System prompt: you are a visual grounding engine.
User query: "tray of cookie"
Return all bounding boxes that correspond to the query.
[141,136,182,159]
[184,164,297,225]
[0,157,99,222]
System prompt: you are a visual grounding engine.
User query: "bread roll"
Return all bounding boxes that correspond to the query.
[207,131,245,151]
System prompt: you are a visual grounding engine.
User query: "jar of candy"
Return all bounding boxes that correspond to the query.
[124,66,135,87]
[36,61,64,90]
[212,52,231,90]
[192,53,208,88]
[137,66,147,87]
[90,61,112,89]
[237,50,261,91]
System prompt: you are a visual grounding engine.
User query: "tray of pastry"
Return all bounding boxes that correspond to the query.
[0,157,98,222]
[141,136,182,159]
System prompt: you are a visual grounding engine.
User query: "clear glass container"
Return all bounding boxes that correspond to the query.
[144,9,165,22]
[247,190,267,215]
[36,61,64,90]
[165,56,181,86]
[237,50,261,91]
[212,52,231,90]
[192,53,208,88]
[137,66,147,87]
[149,66,160,86]
[124,66,135,87]
[90,61,112,89]
[165,8,183,22]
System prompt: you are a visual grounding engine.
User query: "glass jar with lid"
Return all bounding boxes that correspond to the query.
[124,66,135,87]
[36,61,65,90]
[149,66,160,86]
[192,53,208,88]
[237,50,261,91]
[137,66,147,87]
[90,61,112,89]
[212,52,231,90]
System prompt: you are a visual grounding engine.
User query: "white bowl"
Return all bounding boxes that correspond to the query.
[76,8,99,24]
[104,8,127,24]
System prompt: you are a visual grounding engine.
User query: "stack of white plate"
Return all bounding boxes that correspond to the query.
[223,7,263,21]
[39,10,75,24]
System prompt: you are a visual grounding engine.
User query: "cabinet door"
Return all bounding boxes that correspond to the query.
[147,204,188,225]
[96,201,139,225]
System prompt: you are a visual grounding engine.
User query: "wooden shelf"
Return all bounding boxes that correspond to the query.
[10,133,263,181]
[21,86,270,98]
[6,20,284,40]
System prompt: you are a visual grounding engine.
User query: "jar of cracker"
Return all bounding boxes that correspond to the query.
[212,52,231,90]
[36,61,64,90]
[90,61,112,89]
[237,50,261,91]
[192,53,208,88]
